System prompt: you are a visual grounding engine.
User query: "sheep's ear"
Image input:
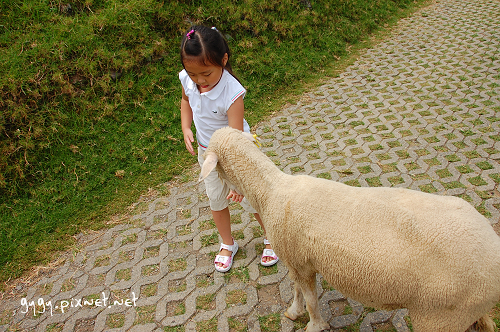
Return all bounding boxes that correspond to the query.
[199,151,218,182]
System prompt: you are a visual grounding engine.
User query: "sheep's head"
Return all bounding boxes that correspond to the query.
[198,127,260,183]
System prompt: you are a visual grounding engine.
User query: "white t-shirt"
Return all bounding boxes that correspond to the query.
[179,69,251,149]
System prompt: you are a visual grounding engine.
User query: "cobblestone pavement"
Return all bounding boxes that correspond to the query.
[1,0,500,331]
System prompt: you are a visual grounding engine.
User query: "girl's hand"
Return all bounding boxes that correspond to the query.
[183,129,195,155]
[227,190,244,203]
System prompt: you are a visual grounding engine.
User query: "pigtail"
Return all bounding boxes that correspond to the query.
[210,27,238,80]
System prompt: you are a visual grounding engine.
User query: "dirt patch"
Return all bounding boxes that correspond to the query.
[74,318,95,332]
[256,283,284,316]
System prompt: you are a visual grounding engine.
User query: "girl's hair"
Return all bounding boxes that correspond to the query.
[180,25,238,80]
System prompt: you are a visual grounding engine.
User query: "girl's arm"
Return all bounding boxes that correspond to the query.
[226,95,245,202]
[181,87,195,155]
[226,96,245,131]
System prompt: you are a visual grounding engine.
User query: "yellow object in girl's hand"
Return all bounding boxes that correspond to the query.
[252,134,262,148]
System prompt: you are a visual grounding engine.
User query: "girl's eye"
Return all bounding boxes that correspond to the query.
[204,73,211,77]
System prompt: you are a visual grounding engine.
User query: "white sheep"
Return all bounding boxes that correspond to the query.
[199,127,500,332]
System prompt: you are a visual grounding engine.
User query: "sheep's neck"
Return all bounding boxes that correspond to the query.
[224,153,282,213]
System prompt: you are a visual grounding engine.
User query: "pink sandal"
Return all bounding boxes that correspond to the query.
[261,239,279,267]
[214,240,238,273]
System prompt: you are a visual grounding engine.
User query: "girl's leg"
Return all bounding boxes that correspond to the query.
[213,207,234,268]
[199,148,235,269]
[254,213,274,263]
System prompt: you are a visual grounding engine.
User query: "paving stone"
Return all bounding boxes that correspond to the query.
[1,0,499,331]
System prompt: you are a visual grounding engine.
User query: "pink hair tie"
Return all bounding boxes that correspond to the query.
[187,29,195,40]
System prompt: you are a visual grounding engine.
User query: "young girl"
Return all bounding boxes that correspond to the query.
[179,25,278,273]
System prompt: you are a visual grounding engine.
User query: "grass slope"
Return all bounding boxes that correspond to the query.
[1,0,421,282]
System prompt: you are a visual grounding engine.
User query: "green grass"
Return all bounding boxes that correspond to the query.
[0,0,427,283]
[259,312,281,332]
[492,302,500,330]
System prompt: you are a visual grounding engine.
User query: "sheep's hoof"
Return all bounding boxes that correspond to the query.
[284,310,297,321]
[305,321,331,332]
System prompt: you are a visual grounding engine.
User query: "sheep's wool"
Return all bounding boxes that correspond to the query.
[201,127,500,332]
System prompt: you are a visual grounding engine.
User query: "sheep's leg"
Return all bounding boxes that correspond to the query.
[301,278,330,332]
[284,282,305,320]
[285,270,329,332]
[466,314,496,332]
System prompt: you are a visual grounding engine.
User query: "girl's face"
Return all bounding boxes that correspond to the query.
[183,54,228,93]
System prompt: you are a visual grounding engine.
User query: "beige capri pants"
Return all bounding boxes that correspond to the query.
[198,147,257,213]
